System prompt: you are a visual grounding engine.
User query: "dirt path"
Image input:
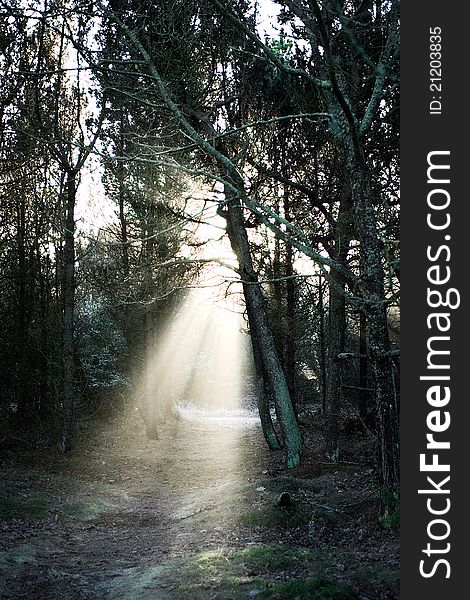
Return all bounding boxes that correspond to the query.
[1,408,399,599]
[1,408,276,599]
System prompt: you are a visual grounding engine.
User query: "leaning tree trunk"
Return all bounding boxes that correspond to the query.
[351,161,399,498]
[222,187,302,468]
[251,332,282,450]
[60,169,77,452]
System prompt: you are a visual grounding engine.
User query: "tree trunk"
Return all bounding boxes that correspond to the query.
[36,241,51,419]
[318,278,327,413]
[144,201,159,437]
[351,161,399,497]
[117,114,130,278]
[60,170,77,452]
[251,332,282,450]
[358,310,368,421]
[118,174,130,276]
[325,267,346,456]
[223,188,301,468]
[15,192,28,421]
[284,199,297,414]
[325,187,352,455]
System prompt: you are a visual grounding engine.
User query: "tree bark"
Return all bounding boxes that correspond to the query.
[117,113,130,278]
[318,278,327,413]
[325,266,346,455]
[60,170,77,452]
[222,187,301,468]
[358,310,368,421]
[251,331,282,450]
[325,187,352,455]
[351,161,399,497]
[284,195,297,414]
[143,200,160,437]
[15,192,28,421]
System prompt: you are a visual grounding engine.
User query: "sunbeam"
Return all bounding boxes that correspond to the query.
[136,278,251,437]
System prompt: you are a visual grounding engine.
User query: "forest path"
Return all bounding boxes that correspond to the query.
[1,406,399,599]
[1,406,284,599]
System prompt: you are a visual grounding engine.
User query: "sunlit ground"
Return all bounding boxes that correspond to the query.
[177,402,258,428]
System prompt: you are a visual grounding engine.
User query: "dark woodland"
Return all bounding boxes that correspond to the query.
[0,1,400,598]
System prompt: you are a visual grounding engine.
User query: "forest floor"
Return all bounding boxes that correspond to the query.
[0,404,399,600]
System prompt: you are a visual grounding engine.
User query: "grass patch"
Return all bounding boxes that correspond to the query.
[183,548,234,577]
[0,468,112,524]
[0,493,49,520]
[350,564,399,598]
[0,535,57,584]
[162,545,323,599]
[109,545,352,600]
[257,576,359,599]
[183,544,319,576]
[0,543,38,574]
[232,544,319,572]
[56,498,109,522]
